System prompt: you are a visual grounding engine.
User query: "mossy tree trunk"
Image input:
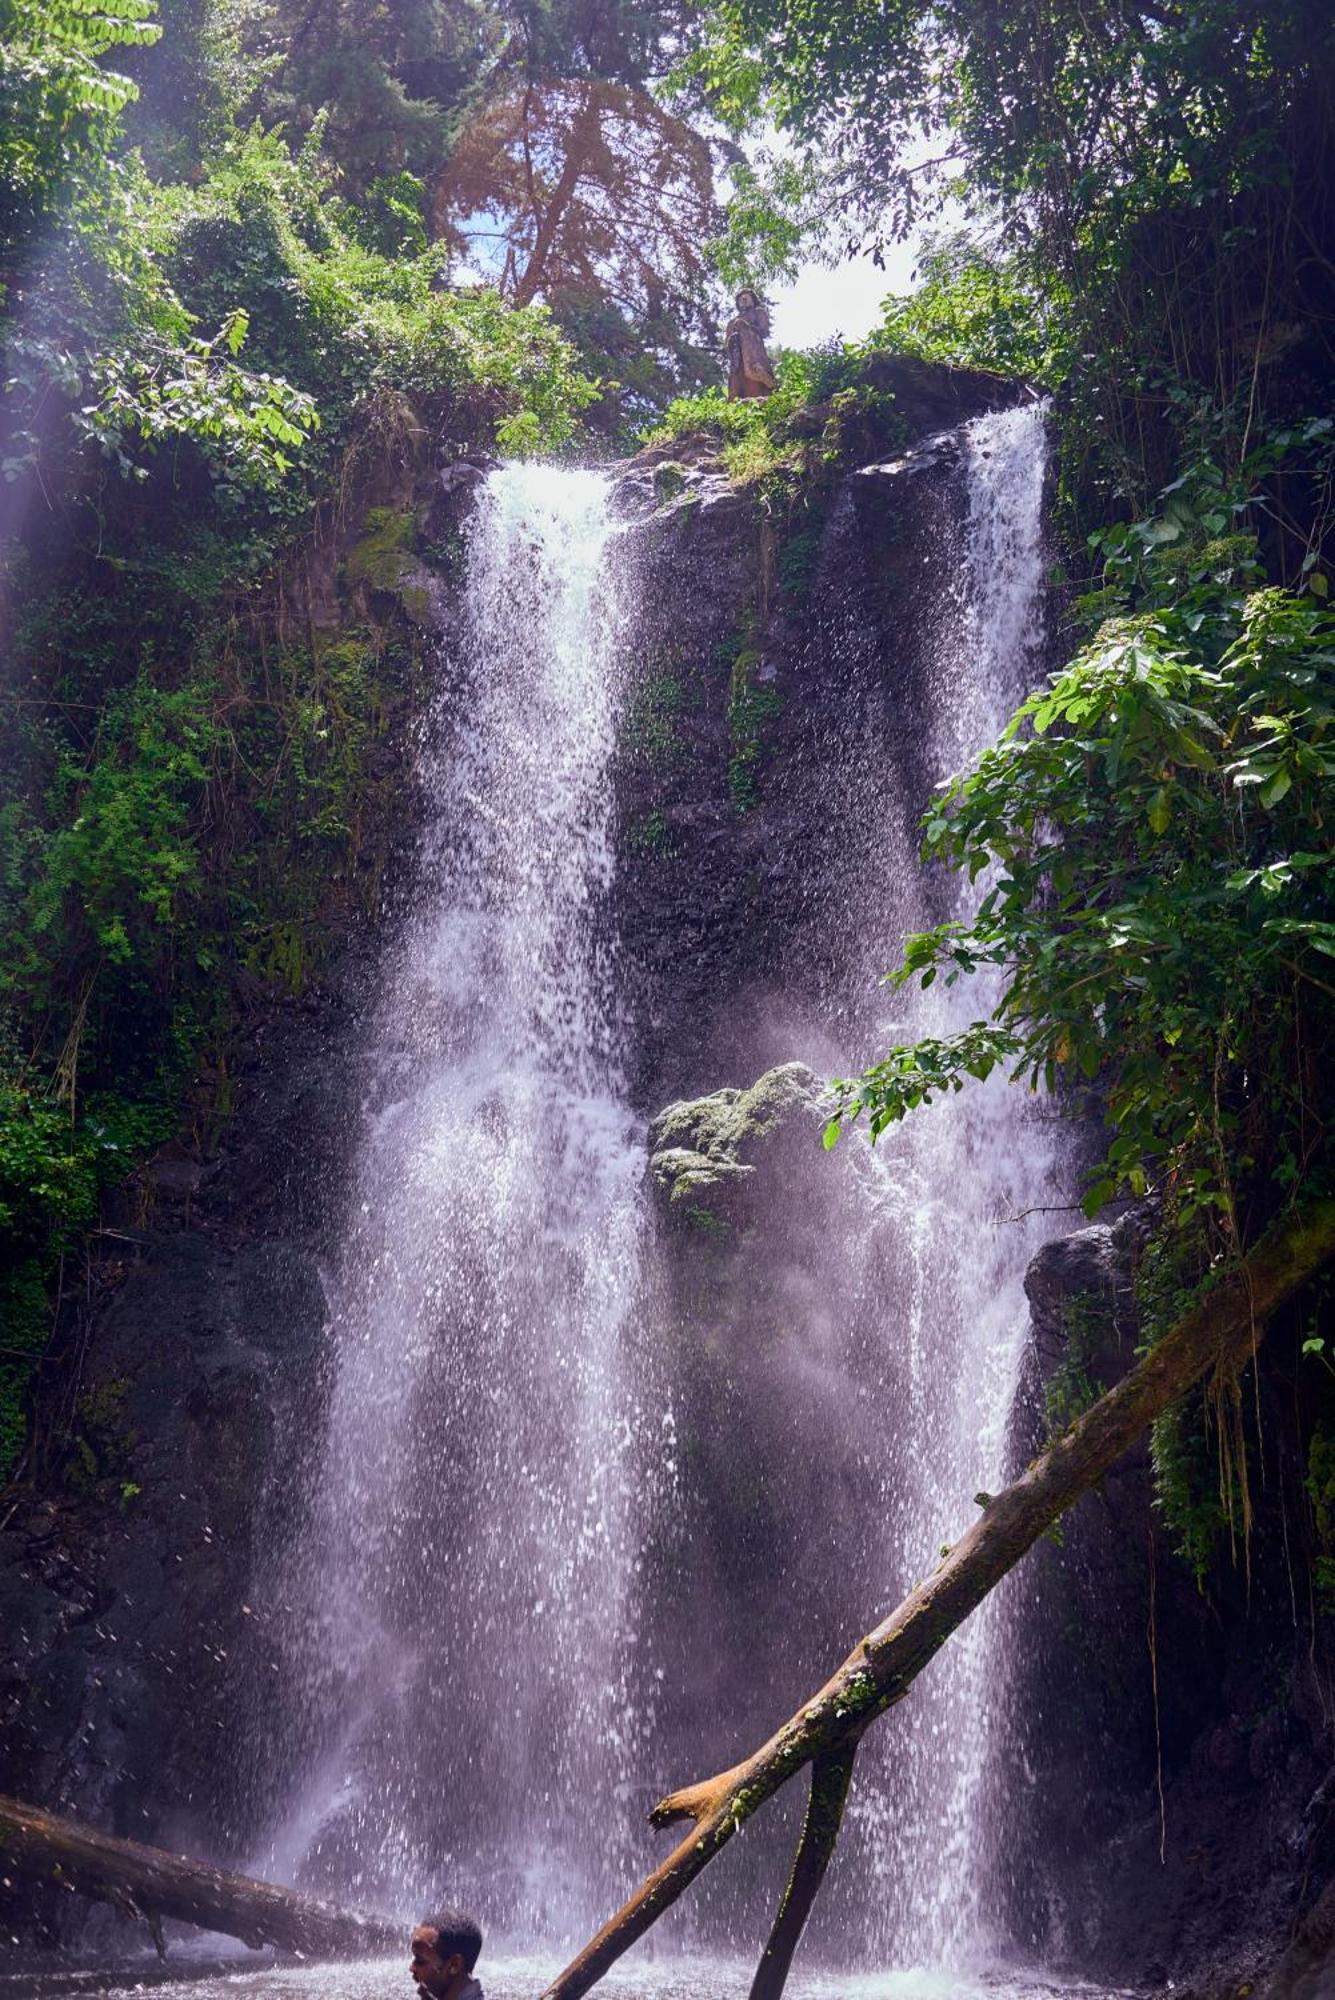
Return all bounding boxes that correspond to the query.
[0,1796,398,1959]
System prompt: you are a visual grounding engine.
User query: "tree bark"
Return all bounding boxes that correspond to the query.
[747,1735,863,2000]
[0,1795,399,1958]
[541,1194,1335,2000]
[512,88,602,308]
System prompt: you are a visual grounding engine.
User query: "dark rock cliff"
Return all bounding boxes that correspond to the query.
[0,423,486,1938]
[999,1215,1335,1997]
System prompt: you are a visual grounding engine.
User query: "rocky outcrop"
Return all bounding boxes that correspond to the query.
[1006,1215,1335,1998]
[648,1061,830,1224]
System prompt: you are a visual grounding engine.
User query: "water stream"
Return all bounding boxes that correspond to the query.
[256,467,660,1929]
[249,408,1070,1982]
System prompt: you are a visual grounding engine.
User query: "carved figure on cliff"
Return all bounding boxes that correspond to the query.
[726,288,777,400]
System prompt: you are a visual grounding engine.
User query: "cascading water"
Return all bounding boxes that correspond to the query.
[255,404,1068,1983]
[632,401,1062,1974]
[259,466,660,1934]
[851,402,1060,1964]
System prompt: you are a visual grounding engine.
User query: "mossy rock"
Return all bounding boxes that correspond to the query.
[343,507,433,621]
[649,1061,828,1226]
[653,460,689,501]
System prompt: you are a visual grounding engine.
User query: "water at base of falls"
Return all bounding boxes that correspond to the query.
[61,1959,1133,2000]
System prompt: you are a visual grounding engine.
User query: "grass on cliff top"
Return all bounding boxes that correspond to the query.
[641,344,906,489]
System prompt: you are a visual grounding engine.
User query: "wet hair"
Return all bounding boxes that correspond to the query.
[423,1910,483,1973]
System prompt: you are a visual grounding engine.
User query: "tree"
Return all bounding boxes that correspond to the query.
[827,555,1335,1256]
[684,0,1335,508]
[0,0,161,295]
[434,77,717,322]
[537,1195,1335,2000]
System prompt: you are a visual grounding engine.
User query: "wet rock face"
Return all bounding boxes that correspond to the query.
[0,976,366,1945]
[1005,1214,1335,1994]
[608,404,993,1114]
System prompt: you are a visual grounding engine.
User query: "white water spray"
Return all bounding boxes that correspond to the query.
[264,467,657,1933]
[848,403,1058,1965]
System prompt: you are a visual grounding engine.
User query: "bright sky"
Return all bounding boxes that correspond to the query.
[766,237,922,348]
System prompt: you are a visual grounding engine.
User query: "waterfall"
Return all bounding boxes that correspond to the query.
[628,401,1059,1971]
[862,402,1057,1963]
[256,405,1060,1978]
[261,466,659,1935]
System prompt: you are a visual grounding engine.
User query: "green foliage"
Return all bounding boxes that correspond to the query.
[646,344,900,491]
[871,233,1063,385]
[1044,1291,1112,1435]
[827,465,1334,1244]
[0,1064,177,1476]
[0,0,161,287]
[0,1258,51,1475]
[692,0,1335,520]
[3,106,598,558]
[354,172,429,258]
[624,669,689,770]
[74,308,319,491]
[705,150,831,290]
[0,0,697,1495]
[727,649,782,812]
[1,674,214,1001]
[1151,1394,1231,1590]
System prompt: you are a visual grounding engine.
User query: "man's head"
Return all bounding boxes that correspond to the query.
[735,287,759,310]
[410,1911,483,1998]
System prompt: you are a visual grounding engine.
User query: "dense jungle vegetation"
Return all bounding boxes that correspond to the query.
[1,0,1333,1604]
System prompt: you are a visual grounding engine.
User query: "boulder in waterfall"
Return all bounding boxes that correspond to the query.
[648,1060,829,1229]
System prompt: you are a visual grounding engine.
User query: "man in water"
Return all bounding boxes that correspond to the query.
[410,1910,485,2000]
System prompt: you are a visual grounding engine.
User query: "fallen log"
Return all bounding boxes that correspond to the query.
[0,1795,399,1959]
[542,1194,1335,2000]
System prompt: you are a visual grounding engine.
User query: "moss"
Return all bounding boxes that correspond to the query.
[777,519,826,605]
[623,668,688,770]
[65,1375,137,1495]
[626,808,670,854]
[649,1064,825,1214]
[1306,1420,1335,1612]
[343,506,429,618]
[684,1202,729,1235]
[0,1259,50,1478]
[727,646,784,814]
[1044,1289,1111,1436]
[420,525,467,589]
[653,460,688,501]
